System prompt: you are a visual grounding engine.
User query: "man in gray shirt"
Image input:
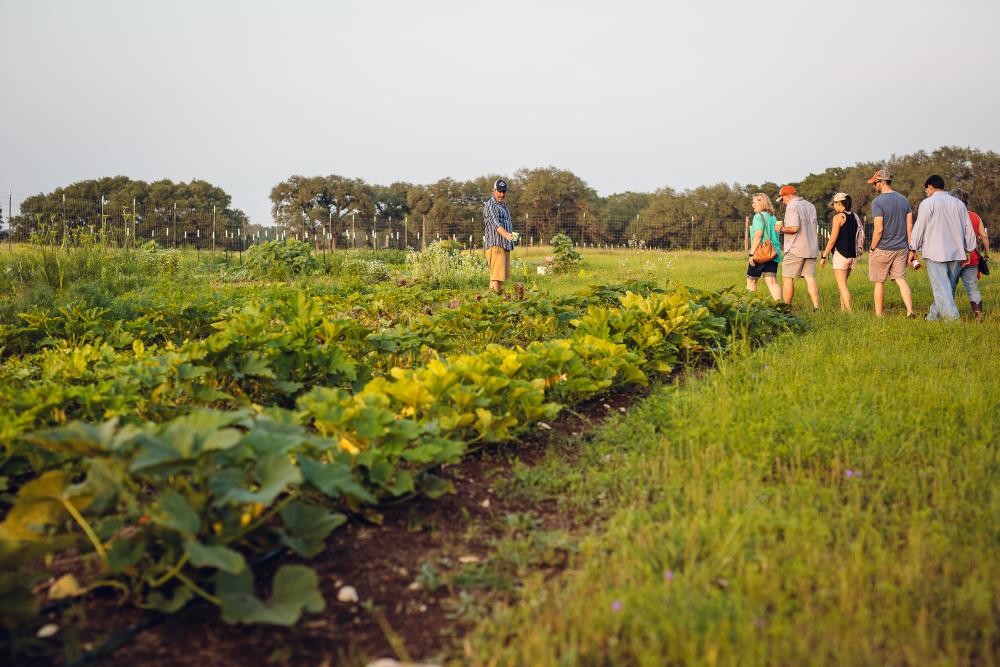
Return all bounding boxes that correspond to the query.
[775,185,820,309]
[866,168,915,317]
[911,174,977,320]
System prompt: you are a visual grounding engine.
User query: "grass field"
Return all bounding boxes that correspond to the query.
[461,249,1000,665]
[1,243,996,665]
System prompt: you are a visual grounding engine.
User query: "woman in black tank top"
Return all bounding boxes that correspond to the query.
[819,193,860,311]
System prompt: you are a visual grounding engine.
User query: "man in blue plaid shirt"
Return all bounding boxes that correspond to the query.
[483,178,518,294]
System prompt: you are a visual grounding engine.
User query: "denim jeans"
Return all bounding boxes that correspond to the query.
[957,265,982,303]
[925,259,962,320]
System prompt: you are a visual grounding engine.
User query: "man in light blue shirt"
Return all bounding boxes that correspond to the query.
[911,174,977,321]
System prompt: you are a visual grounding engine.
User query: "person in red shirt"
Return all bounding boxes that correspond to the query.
[950,189,990,321]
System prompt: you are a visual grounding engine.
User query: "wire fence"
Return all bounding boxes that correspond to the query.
[0,197,868,255]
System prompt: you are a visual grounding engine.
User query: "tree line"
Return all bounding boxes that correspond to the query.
[5,177,251,247]
[6,146,998,248]
[270,146,1000,248]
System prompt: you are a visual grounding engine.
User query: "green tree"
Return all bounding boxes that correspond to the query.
[270,175,373,247]
[12,177,244,247]
[507,167,601,244]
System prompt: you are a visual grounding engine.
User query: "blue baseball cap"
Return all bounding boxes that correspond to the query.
[494,179,508,192]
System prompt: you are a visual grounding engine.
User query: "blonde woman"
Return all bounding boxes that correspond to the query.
[746,192,783,300]
[819,192,859,311]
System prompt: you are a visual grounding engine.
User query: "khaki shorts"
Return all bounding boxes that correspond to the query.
[485,246,510,282]
[832,250,857,271]
[869,248,908,282]
[782,253,816,279]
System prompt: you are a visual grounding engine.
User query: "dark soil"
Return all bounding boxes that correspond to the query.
[29,388,649,667]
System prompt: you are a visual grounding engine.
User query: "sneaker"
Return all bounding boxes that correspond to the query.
[906,313,916,319]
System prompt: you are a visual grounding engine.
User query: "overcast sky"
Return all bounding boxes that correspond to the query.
[3,0,999,224]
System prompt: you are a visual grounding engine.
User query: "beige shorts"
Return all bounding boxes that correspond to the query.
[782,253,816,279]
[869,248,908,282]
[832,250,857,271]
[485,246,510,282]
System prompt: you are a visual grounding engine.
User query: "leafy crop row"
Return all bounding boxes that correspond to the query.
[0,283,803,641]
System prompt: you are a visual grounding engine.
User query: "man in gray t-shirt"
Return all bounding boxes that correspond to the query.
[866,168,915,317]
[775,184,820,309]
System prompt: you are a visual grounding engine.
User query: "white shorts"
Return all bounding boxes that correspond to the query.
[832,250,857,271]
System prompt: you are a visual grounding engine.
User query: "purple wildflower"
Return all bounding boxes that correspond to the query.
[611,600,622,613]
[844,469,862,479]
[664,569,674,583]
[448,299,461,309]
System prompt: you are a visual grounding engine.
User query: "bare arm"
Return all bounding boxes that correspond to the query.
[870,216,884,250]
[748,229,764,265]
[777,205,800,235]
[978,222,990,256]
[905,211,916,259]
[822,214,844,259]
[911,203,926,252]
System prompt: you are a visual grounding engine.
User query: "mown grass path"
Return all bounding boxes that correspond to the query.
[465,253,1000,665]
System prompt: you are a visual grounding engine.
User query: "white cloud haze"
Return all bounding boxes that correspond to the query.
[2,0,999,222]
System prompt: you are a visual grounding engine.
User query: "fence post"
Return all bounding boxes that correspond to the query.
[422,216,426,250]
[7,187,11,249]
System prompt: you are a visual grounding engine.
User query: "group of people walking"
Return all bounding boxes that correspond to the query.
[745,169,991,321]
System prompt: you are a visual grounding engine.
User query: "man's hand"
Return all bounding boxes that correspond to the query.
[510,231,520,244]
[774,222,782,233]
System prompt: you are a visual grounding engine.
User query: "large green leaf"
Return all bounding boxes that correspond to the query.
[130,410,249,472]
[107,538,145,573]
[200,429,243,453]
[152,490,200,536]
[184,539,246,574]
[215,453,301,506]
[351,404,391,440]
[240,353,275,379]
[66,458,123,515]
[217,564,325,626]
[144,584,194,613]
[279,501,346,558]
[129,433,189,472]
[0,471,85,540]
[240,420,309,457]
[21,418,141,456]
[300,458,375,504]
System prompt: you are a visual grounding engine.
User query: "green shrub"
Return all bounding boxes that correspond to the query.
[341,255,391,284]
[550,233,581,274]
[404,242,487,288]
[0,231,184,306]
[242,239,322,279]
[373,249,408,265]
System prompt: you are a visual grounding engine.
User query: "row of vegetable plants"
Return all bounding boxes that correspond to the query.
[0,282,662,466]
[0,282,803,650]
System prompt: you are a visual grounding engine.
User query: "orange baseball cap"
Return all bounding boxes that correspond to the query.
[778,185,797,198]
[867,168,892,184]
